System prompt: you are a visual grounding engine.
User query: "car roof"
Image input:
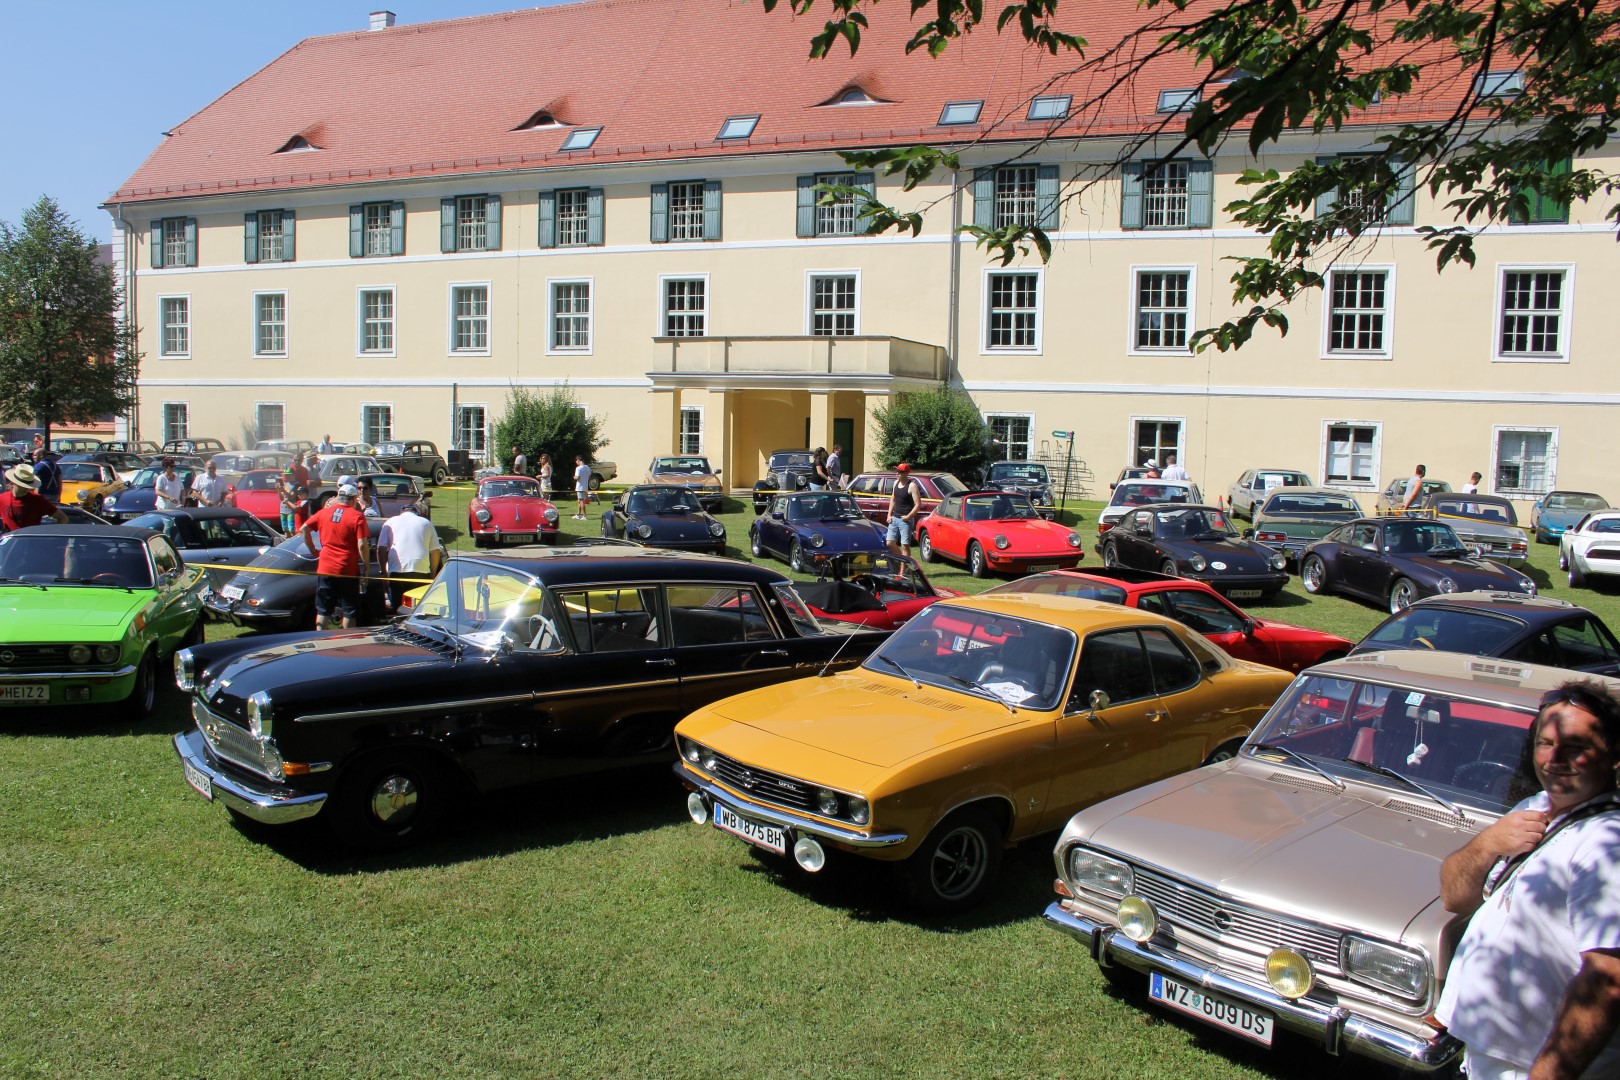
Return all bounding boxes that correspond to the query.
[1260,486,1358,500]
[453,545,790,586]
[1402,591,1584,617]
[139,507,265,521]
[24,524,159,540]
[1430,492,1512,505]
[1311,649,1620,709]
[478,474,536,483]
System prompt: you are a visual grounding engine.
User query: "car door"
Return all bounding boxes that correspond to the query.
[146,536,201,648]
[1140,587,1269,665]
[1515,616,1620,677]
[760,495,791,556]
[1118,509,1157,569]
[667,583,799,710]
[929,495,966,561]
[1335,523,1383,600]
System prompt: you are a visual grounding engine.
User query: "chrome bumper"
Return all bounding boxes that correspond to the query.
[1042,901,1461,1073]
[173,728,327,825]
[0,664,136,681]
[675,761,908,849]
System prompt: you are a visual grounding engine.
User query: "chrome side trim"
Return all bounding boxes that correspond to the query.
[295,691,536,724]
[173,729,326,825]
[1042,902,1460,1073]
[676,761,907,848]
[0,665,137,681]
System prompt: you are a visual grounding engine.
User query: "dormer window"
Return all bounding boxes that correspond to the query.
[1157,89,1200,113]
[1027,95,1071,121]
[559,127,601,151]
[275,135,319,154]
[938,101,983,125]
[822,86,887,106]
[1475,70,1524,98]
[716,115,759,140]
[517,110,564,131]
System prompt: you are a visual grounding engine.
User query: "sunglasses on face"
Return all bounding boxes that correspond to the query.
[1541,686,1610,715]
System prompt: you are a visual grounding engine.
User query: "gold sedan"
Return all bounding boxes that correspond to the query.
[675,594,1293,912]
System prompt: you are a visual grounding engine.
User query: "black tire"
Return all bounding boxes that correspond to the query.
[789,539,807,573]
[1389,577,1419,614]
[1560,546,1569,571]
[1300,554,1329,595]
[894,806,1003,914]
[329,753,446,853]
[473,534,491,548]
[1203,738,1246,765]
[968,541,988,578]
[749,528,763,558]
[1570,563,1587,588]
[125,648,157,720]
[1102,543,1120,568]
[432,465,448,486]
[179,616,206,652]
[1159,558,1178,577]
[918,530,936,563]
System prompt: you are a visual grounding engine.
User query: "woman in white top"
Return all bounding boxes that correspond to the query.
[154,458,186,510]
[538,454,554,498]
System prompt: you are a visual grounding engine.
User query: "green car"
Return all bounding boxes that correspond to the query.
[0,525,206,715]
[1247,487,1364,564]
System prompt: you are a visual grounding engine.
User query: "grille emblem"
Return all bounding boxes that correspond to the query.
[1212,910,1234,932]
[739,769,757,789]
[0,651,13,664]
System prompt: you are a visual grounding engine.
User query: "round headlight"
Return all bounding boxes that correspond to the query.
[245,691,274,738]
[810,533,825,548]
[475,508,492,523]
[681,739,702,764]
[994,534,1010,550]
[636,524,654,539]
[1270,554,1287,570]
[1116,896,1159,943]
[68,644,92,664]
[1266,948,1315,999]
[708,521,725,538]
[699,748,718,772]
[1190,555,1208,572]
[1437,576,1457,593]
[816,789,841,816]
[846,796,871,825]
[543,508,560,524]
[1066,532,1081,548]
[173,648,196,691]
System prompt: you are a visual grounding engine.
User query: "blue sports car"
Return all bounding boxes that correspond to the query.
[1530,490,1610,544]
[1300,516,1537,614]
[600,484,727,554]
[749,490,887,572]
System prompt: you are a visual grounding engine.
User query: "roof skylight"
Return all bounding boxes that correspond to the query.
[1027,95,1071,121]
[938,101,983,125]
[716,115,760,140]
[1156,89,1200,113]
[559,126,601,151]
[1475,70,1524,98]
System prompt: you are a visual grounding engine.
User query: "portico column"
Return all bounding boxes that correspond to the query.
[809,390,832,452]
[651,389,679,456]
[862,390,887,472]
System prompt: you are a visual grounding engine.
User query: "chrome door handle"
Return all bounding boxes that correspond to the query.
[645,657,677,667]
[757,650,788,658]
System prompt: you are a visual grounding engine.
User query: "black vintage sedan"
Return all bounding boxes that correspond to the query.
[752,449,817,513]
[1300,517,1537,613]
[172,547,884,850]
[600,485,727,554]
[203,518,392,631]
[1099,503,1288,599]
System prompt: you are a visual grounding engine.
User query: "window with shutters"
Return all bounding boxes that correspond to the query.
[162,403,189,443]
[1509,158,1572,225]
[158,296,190,358]
[556,189,591,246]
[1121,160,1212,230]
[1493,428,1556,496]
[256,211,288,261]
[1323,422,1380,487]
[1314,154,1415,226]
[1323,268,1393,358]
[254,292,287,356]
[1132,268,1193,352]
[984,270,1041,352]
[550,280,592,352]
[808,273,858,336]
[154,217,195,268]
[364,203,394,256]
[797,173,874,238]
[993,166,1040,228]
[662,277,707,337]
[358,288,395,356]
[973,165,1058,231]
[361,404,393,446]
[1496,267,1571,362]
[1144,162,1190,227]
[457,196,490,251]
[651,180,719,242]
[668,182,705,241]
[450,284,490,354]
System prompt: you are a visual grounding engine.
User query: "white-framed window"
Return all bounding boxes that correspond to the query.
[457,195,490,251]
[361,404,394,446]
[156,217,195,268]
[1131,417,1183,470]
[815,172,859,236]
[256,210,288,262]
[450,283,490,354]
[668,181,706,241]
[993,165,1039,229]
[357,288,395,356]
[456,404,487,458]
[253,291,287,357]
[158,295,190,358]
[986,414,1033,460]
[807,272,859,336]
[1322,420,1381,488]
[255,402,286,443]
[1322,267,1394,359]
[363,202,395,257]
[1131,267,1194,353]
[1492,427,1557,496]
[661,276,707,337]
[983,268,1042,353]
[679,406,703,454]
[161,402,189,443]
[1143,161,1191,228]
[556,188,591,247]
[549,279,593,353]
[1495,265,1572,363]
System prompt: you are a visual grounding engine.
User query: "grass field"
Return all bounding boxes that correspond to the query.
[1,488,1607,1078]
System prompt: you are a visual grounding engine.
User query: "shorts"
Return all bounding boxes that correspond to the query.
[576,487,589,501]
[315,575,361,620]
[886,517,914,545]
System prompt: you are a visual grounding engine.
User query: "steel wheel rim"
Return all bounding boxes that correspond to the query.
[1303,558,1324,591]
[930,826,989,900]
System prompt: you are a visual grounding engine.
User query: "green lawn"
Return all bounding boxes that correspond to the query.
[0,490,1604,1078]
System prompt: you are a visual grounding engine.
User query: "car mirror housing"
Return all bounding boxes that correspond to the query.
[1242,527,1255,540]
[1243,618,1257,638]
[1088,689,1111,712]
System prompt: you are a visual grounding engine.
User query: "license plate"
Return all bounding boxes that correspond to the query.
[713,801,786,855]
[1149,972,1274,1046]
[220,584,244,601]
[183,758,214,801]
[1029,563,1060,572]
[0,684,49,705]
[1229,589,1263,600]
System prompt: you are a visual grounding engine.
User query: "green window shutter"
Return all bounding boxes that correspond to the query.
[1386,159,1416,226]
[389,202,406,255]
[650,183,669,242]
[183,218,198,266]
[484,195,502,250]
[1036,164,1060,230]
[243,213,260,264]
[440,198,457,252]
[538,190,556,248]
[854,171,875,233]
[703,179,722,240]
[1187,160,1214,228]
[281,209,295,261]
[972,168,995,229]
[1537,157,1572,223]
[151,221,164,268]
[586,188,604,246]
[1120,163,1144,229]
[348,205,364,258]
[796,175,817,237]
[1314,156,1339,218]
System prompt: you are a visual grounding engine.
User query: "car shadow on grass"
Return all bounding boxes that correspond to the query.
[0,687,195,740]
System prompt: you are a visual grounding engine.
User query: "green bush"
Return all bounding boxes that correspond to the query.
[489,385,609,476]
[873,387,993,484]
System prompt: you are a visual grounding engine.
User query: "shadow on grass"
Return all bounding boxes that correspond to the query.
[0,686,195,740]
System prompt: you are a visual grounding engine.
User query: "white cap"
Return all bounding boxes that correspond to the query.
[336,483,359,498]
[338,474,356,487]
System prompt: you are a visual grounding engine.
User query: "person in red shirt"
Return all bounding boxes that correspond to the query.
[300,483,370,629]
[0,464,68,531]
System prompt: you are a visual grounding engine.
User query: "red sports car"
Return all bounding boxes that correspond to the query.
[227,468,287,525]
[915,490,1085,577]
[794,551,962,630]
[988,566,1352,672]
[469,475,561,546]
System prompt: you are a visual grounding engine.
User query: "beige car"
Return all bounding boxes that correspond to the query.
[1043,651,1620,1073]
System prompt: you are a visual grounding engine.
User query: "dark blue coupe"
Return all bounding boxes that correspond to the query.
[749,490,886,572]
[1300,517,1537,614]
[600,485,727,554]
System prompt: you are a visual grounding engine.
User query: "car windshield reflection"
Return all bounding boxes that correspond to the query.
[962,494,1038,521]
[1112,482,1194,507]
[787,493,862,521]
[1154,507,1234,539]
[0,533,155,589]
[407,562,560,651]
[863,604,1075,709]
[481,480,543,499]
[629,487,698,514]
[1384,521,1466,554]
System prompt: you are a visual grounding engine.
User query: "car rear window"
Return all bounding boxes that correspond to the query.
[1263,494,1359,514]
[1364,608,1522,655]
[992,576,1128,605]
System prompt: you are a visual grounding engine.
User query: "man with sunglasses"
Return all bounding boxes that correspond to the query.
[1437,681,1620,1079]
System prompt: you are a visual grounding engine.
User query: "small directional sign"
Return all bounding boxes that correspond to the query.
[1051,429,1073,439]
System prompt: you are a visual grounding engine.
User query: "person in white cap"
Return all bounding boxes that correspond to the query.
[0,463,67,530]
[301,482,370,629]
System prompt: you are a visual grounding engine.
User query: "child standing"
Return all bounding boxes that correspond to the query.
[278,468,298,534]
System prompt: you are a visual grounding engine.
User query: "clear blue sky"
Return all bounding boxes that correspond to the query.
[0,2,573,242]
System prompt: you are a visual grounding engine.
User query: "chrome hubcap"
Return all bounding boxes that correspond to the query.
[370,774,420,825]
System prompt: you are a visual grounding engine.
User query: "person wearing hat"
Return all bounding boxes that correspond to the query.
[301,482,371,629]
[885,463,925,558]
[0,463,68,531]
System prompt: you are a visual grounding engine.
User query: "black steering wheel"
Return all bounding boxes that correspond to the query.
[1451,759,1518,794]
[850,574,880,595]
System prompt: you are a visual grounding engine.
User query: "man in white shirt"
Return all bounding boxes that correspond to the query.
[191,460,230,507]
[573,456,592,519]
[1161,455,1189,482]
[154,458,186,510]
[377,500,444,610]
[1464,471,1483,494]
[317,434,336,454]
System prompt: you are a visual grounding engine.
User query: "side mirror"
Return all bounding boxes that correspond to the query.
[1242,618,1257,638]
[613,499,625,512]
[771,510,785,520]
[1242,527,1255,540]
[1088,689,1111,712]
[714,468,722,476]
[1134,521,1151,536]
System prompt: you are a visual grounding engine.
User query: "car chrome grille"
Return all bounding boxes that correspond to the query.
[706,750,817,813]
[193,698,275,780]
[1131,867,1345,975]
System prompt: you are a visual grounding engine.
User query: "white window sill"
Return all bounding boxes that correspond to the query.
[1492,353,1569,364]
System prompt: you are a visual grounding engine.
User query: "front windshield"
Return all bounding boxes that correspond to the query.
[1262,492,1360,515]
[1384,520,1465,554]
[989,575,1127,605]
[368,476,416,498]
[1548,493,1608,512]
[771,453,814,469]
[654,457,712,474]
[1112,482,1192,508]
[1247,673,1538,813]
[863,604,1076,710]
[786,492,862,521]
[1364,608,1521,654]
[58,463,107,482]
[990,463,1049,483]
[628,487,697,514]
[239,471,279,491]
[931,474,967,495]
[408,562,561,651]
[1155,507,1233,538]
[1435,499,1516,525]
[0,532,154,589]
[481,479,542,500]
[962,493,1039,521]
[1257,472,1309,489]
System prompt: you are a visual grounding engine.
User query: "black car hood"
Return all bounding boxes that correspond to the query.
[201,628,465,717]
[1163,536,1273,568]
[231,548,319,600]
[638,513,715,540]
[1397,552,1526,583]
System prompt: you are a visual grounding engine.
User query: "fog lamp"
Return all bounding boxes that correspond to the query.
[1116,896,1158,942]
[686,792,710,824]
[793,836,827,872]
[1266,948,1315,999]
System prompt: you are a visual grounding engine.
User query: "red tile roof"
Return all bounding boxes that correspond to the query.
[109,0,1463,206]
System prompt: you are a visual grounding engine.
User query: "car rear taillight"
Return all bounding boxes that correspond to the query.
[1258,531,1286,543]
[1098,522,1114,534]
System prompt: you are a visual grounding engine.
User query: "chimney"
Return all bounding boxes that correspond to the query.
[369,10,396,30]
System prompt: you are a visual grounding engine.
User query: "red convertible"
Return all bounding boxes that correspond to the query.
[794,551,962,630]
[916,490,1085,577]
[468,475,561,546]
[989,566,1352,672]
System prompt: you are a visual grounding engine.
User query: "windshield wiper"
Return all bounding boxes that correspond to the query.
[938,672,1016,714]
[1339,758,1468,822]
[1195,531,1233,540]
[871,653,920,688]
[1251,742,1345,792]
[52,577,131,590]
[0,577,45,590]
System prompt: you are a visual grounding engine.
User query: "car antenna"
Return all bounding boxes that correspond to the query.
[817,622,860,678]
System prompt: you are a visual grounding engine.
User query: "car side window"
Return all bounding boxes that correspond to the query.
[939,495,961,520]
[1353,525,1378,549]
[148,537,180,576]
[1165,590,1246,635]
[770,496,788,516]
[558,586,663,653]
[1136,593,1171,619]
[1550,618,1620,669]
[1141,628,1201,694]
[667,585,776,646]
[1071,629,1154,709]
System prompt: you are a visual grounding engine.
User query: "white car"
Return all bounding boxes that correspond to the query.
[1560,509,1620,587]
[1094,479,1202,549]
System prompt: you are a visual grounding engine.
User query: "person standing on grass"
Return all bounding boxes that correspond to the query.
[377,499,443,611]
[277,467,298,535]
[826,444,843,490]
[885,464,924,558]
[512,445,528,476]
[154,458,186,510]
[301,483,369,630]
[573,456,591,520]
[538,454,553,498]
[191,460,230,507]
